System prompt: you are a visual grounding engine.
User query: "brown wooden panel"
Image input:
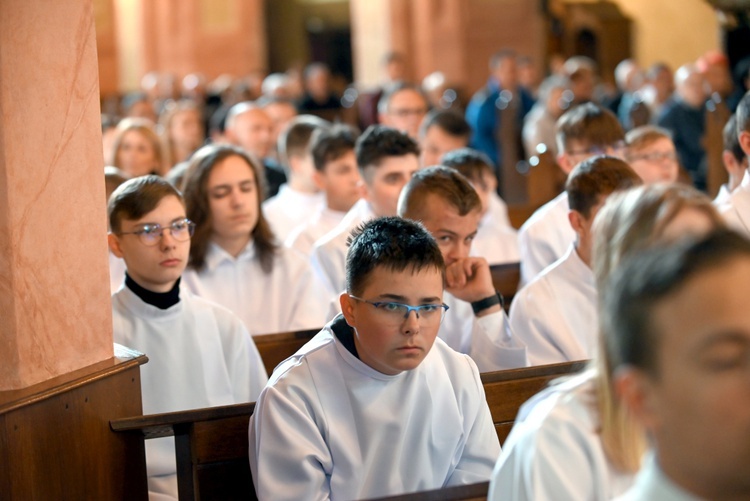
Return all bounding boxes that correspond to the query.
[254,328,318,375]
[482,361,588,428]
[195,461,256,501]
[365,481,489,501]
[489,262,520,309]
[0,353,148,500]
[495,423,513,445]
[191,414,251,463]
[705,97,730,198]
[507,204,536,230]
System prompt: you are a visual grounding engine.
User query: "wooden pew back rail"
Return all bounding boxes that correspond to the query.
[111,360,588,500]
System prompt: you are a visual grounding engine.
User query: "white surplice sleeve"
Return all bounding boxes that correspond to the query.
[469,310,529,372]
[446,356,503,486]
[249,363,333,501]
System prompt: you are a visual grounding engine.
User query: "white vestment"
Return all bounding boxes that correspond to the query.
[285,205,347,257]
[510,245,597,366]
[720,170,750,237]
[109,252,126,294]
[472,194,520,266]
[712,183,731,207]
[112,285,268,500]
[182,241,329,336]
[518,192,575,286]
[488,371,636,501]
[310,198,376,297]
[614,455,703,501]
[261,184,325,242]
[440,292,528,372]
[249,316,501,501]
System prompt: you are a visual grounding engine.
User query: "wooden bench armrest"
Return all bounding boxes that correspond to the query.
[480,360,588,384]
[110,402,255,439]
[365,481,489,501]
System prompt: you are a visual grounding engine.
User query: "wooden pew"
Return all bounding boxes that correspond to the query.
[111,402,256,501]
[489,262,520,310]
[482,360,588,443]
[253,328,318,375]
[705,94,730,198]
[110,360,587,500]
[366,481,489,501]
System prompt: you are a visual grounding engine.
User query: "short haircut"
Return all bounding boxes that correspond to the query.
[724,114,745,163]
[345,216,445,296]
[377,82,428,115]
[355,125,420,173]
[602,230,750,376]
[277,115,330,169]
[108,175,182,233]
[556,103,625,154]
[735,90,750,137]
[625,125,672,154]
[397,165,482,220]
[182,144,277,273]
[418,109,472,141]
[441,148,495,190]
[566,155,641,218]
[311,124,359,172]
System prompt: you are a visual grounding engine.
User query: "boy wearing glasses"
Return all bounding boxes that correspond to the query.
[108,175,267,500]
[624,125,680,184]
[518,103,626,285]
[249,217,500,501]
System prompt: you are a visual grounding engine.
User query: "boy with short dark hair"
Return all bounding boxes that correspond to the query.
[718,97,750,228]
[311,125,420,296]
[608,231,750,500]
[250,216,500,500]
[108,175,267,500]
[510,156,641,365]
[714,113,748,205]
[519,103,626,285]
[442,148,519,265]
[286,124,361,256]
[397,166,527,371]
[262,115,329,241]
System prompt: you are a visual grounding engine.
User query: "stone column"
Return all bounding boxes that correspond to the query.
[0,0,113,390]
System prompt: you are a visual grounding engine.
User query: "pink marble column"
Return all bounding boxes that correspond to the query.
[0,0,113,390]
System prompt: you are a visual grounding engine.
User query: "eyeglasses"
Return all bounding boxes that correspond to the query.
[567,141,626,157]
[117,218,195,246]
[349,295,449,326]
[627,151,678,163]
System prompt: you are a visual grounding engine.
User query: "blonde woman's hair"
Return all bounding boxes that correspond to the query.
[109,117,165,176]
[591,183,724,472]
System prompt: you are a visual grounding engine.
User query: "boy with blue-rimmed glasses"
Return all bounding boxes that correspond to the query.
[108,175,267,500]
[249,216,500,500]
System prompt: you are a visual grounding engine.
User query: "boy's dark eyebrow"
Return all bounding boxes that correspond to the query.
[377,293,443,304]
[434,228,478,239]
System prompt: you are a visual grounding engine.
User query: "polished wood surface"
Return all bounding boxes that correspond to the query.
[482,360,588,443]
[489,262,521,310]
[253,328,319,375]
[0,345,148,500]
[111,359,588,500]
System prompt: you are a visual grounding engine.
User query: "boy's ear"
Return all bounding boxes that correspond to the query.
[557,152,575,175]
[739,130,750,158]
[108,233,124,258]
[312,169,325,190]
[568,210,585,234]
[614,366,661,431]
[339,292,357,327]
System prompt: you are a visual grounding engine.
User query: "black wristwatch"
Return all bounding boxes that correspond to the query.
[471,291,504,315]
